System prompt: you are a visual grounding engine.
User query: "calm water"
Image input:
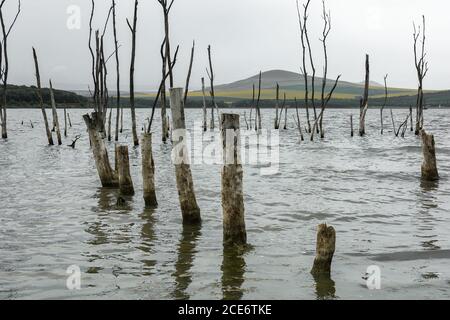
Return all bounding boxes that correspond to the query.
[1,107,450,300]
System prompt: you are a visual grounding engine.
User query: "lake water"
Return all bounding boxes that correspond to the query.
[1,107,450,300]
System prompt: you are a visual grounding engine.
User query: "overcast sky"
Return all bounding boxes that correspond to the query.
[3,0,450,91]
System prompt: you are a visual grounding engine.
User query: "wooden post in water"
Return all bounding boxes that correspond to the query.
[221,113,247,246]
[359,54,370,136]
[201,77,208,131]
[311,223,335,276]
[63,107,67,137]
[420,129,439,181]
[141,133,158,207]
[410,106,413,131]
[49,80,62,145]
[33,47,53,146]
[350,115,354,137]
[83,112,118,187]
[169,88,201,224]
[117,145,135,196]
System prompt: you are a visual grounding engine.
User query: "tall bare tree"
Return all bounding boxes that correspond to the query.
[318,0,332,139]
[32,47,53,145]
[157,0,175,142]
[0,0,21,139]
[413,15,428,135]
[112,0,121,142]
[127,0,139,146]
[207,45,219,130]
[297,0,312,133]
[184,40,195,106]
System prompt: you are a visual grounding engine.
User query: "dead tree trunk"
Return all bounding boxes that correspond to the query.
[420,129,439,181]
[83,112,118,187]
[274,83,280,129]
[256,71,262,132]
[311,223,336,276]
[160,39,169,143]
[249,84,255,130]
[380,74,388,135]
[221,113,246,245]
[33,47,53,145]
[107,107,112,141]
[117,145,135,195]
[49,80,62,145]
[64,107,67,137]
[283,104,288,130]
[359,54,370,136]
[183,40,195,106]
[0,0,21,139]
[170,88,201,224]
[294,98,304,141]
[141,133,158,207]
[410,105,413,131]
[297,0,312,133]
[201,77,208,131]
[350,114,354,137]
[207,45,220,130]
[127,0,139,146]
[413,16,428,135]
[112,0,121,142]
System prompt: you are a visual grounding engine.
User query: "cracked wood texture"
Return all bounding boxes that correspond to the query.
[420,129,439,181]
[117,145,135,196]
[311,224,335,276]
[169,88,201,224]
[221,113,247,246]
[141,133,158,207]
[83,112,118,188]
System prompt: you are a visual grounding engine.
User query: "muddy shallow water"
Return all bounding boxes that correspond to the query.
[1,107,450,300]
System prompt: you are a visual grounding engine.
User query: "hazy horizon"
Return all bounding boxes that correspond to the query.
[3,0,450,92]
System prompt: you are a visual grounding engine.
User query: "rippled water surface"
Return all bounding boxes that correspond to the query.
[1,108,450,300]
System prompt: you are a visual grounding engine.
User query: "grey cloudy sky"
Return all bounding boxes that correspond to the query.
[4,0,450,91]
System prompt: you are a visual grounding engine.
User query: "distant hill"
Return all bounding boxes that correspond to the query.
[5,84,88,108]
[189,69,426,101]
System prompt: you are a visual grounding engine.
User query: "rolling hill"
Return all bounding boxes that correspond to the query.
[189,69,421,101]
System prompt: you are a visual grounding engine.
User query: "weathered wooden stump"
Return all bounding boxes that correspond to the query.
[141,133,158,207]
[116,145,135,196]
[311,224,336,276]
[221,113,247,246]
[420,129,439,181]
[169,88,201,224]
[83,112,118,187]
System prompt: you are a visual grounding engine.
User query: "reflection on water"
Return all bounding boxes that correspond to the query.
[312,273,336,300]
[139,209,158,276]
[221,245,247,300]
[416,180,440,250]
[172,224,202,300]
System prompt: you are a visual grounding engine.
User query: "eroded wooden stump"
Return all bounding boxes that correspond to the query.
[221,113,246,246]
[420,129,439,181]
[141,133,158,207]
[170,88,201,224]
[311,224,336,276]
[83,112,118,188]
[116,145,135,196]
